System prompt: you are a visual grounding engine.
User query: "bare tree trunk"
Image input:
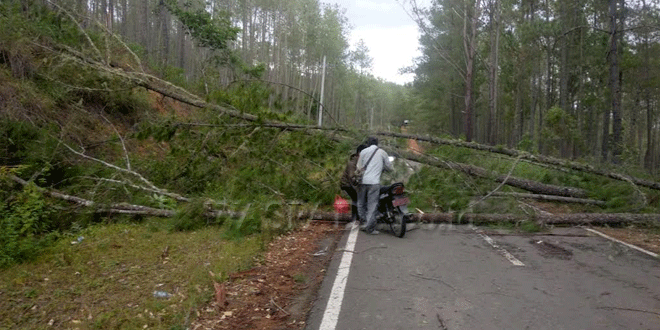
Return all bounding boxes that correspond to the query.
[463,0,481,142]
[641,0,655,171]
[120,0,127,37]
[487,0,500,146]
[175,0,185,70]
[403,212,660,226]
[609,0,623,164]
[141,0,150,57]
[241,0,248,57]
[529,0,539,148]
[108,0,114,31]
[602,106,611,162]
[159,0,169,71]
[541,0,553,154]
[10,175,243,219]
[309,212,660,226]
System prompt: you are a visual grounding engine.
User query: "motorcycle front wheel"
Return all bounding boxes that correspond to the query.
[389,208,407,238]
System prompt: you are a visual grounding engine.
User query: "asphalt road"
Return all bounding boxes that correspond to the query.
[306,223,660,330]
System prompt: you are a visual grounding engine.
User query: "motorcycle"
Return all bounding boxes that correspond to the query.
[375,182,410,238]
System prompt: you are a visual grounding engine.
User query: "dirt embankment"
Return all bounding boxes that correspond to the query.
[191,222,344,330]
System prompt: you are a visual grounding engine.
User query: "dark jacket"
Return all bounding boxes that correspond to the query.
[340,153,359,188]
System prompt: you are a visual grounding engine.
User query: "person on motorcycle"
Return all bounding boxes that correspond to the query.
[340,144,368,223]
[357,137,393,234]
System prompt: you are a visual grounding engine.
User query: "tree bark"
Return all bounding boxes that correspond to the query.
[58,37,660,196]
[609,0,623,163]
[309,212,660,226]
[159,0,169,71]
[108,0,114,31]
[463,0,482,142]
[408,212,660,226]
[141,0,150,57]
[487,0,500,146]
[9,175,244,219]
[177,0,185,69]
[120,0,127,37]
[9,175,657,227]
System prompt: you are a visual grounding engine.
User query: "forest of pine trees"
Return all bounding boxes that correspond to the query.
[15,0,660,172]
[49,0,411,131]
[411,0,660,170]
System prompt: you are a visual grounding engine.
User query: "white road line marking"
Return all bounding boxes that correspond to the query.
[480,233,525,266]
[474,228,525,266]
[319,224,359,330]
[583,227,659,258]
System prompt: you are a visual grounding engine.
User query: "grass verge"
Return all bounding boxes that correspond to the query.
[0,219,263,329]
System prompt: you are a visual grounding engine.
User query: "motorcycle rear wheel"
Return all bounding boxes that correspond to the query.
[390,209,407,238]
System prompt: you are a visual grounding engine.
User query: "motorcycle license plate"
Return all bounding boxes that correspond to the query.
[392,197,409,207]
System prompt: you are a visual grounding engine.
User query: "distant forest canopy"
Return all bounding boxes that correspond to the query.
[9,0,660,171]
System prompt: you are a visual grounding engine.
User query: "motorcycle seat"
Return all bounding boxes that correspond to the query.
[380,182,404,194]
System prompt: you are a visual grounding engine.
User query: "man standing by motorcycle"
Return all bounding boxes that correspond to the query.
[340,144,368,223]
[357,137,393,234]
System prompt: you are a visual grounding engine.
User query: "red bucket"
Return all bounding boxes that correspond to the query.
[333,195,350,214]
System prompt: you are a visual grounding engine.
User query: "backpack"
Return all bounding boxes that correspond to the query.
[351,148,378,186]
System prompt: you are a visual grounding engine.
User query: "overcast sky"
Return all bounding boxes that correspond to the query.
[321,0,422,85]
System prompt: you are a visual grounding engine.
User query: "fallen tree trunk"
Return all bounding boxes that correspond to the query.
[306,212,660,226]
[308,212,659,226]
[391,149,587,198]
[59,45,346,134]
[9,175,657,226]
[301,209,660,226]
[407,212,660,226]
[535,213,660,225]
[9,175,244,219]
[490,192,606,206]
[377,131,660,191]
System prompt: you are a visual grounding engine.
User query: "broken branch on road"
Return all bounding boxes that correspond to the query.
[409,273,455,291]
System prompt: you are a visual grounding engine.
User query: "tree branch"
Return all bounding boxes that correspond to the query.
[466,155,522,210]
[99,113,131,171]
[9,174,243,218]
[490,192,606,207]
[376,131,660,191]
[46,0,103,62]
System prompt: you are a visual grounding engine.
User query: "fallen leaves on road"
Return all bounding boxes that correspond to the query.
[595,227,660,255]
[191,222,343,330]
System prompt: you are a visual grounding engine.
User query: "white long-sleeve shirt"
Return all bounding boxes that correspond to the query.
[357,145,393,185]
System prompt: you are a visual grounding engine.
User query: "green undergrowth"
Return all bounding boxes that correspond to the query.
[0,7,350,329]
[407,144,660,215]
[0,0,353,271]
[0,220,263,330]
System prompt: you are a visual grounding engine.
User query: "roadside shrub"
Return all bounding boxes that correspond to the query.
[168,199,209,232]
[0,119,41,166]
[223,202,262,240]
[407,166,471,212]
[0,182,59,268]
